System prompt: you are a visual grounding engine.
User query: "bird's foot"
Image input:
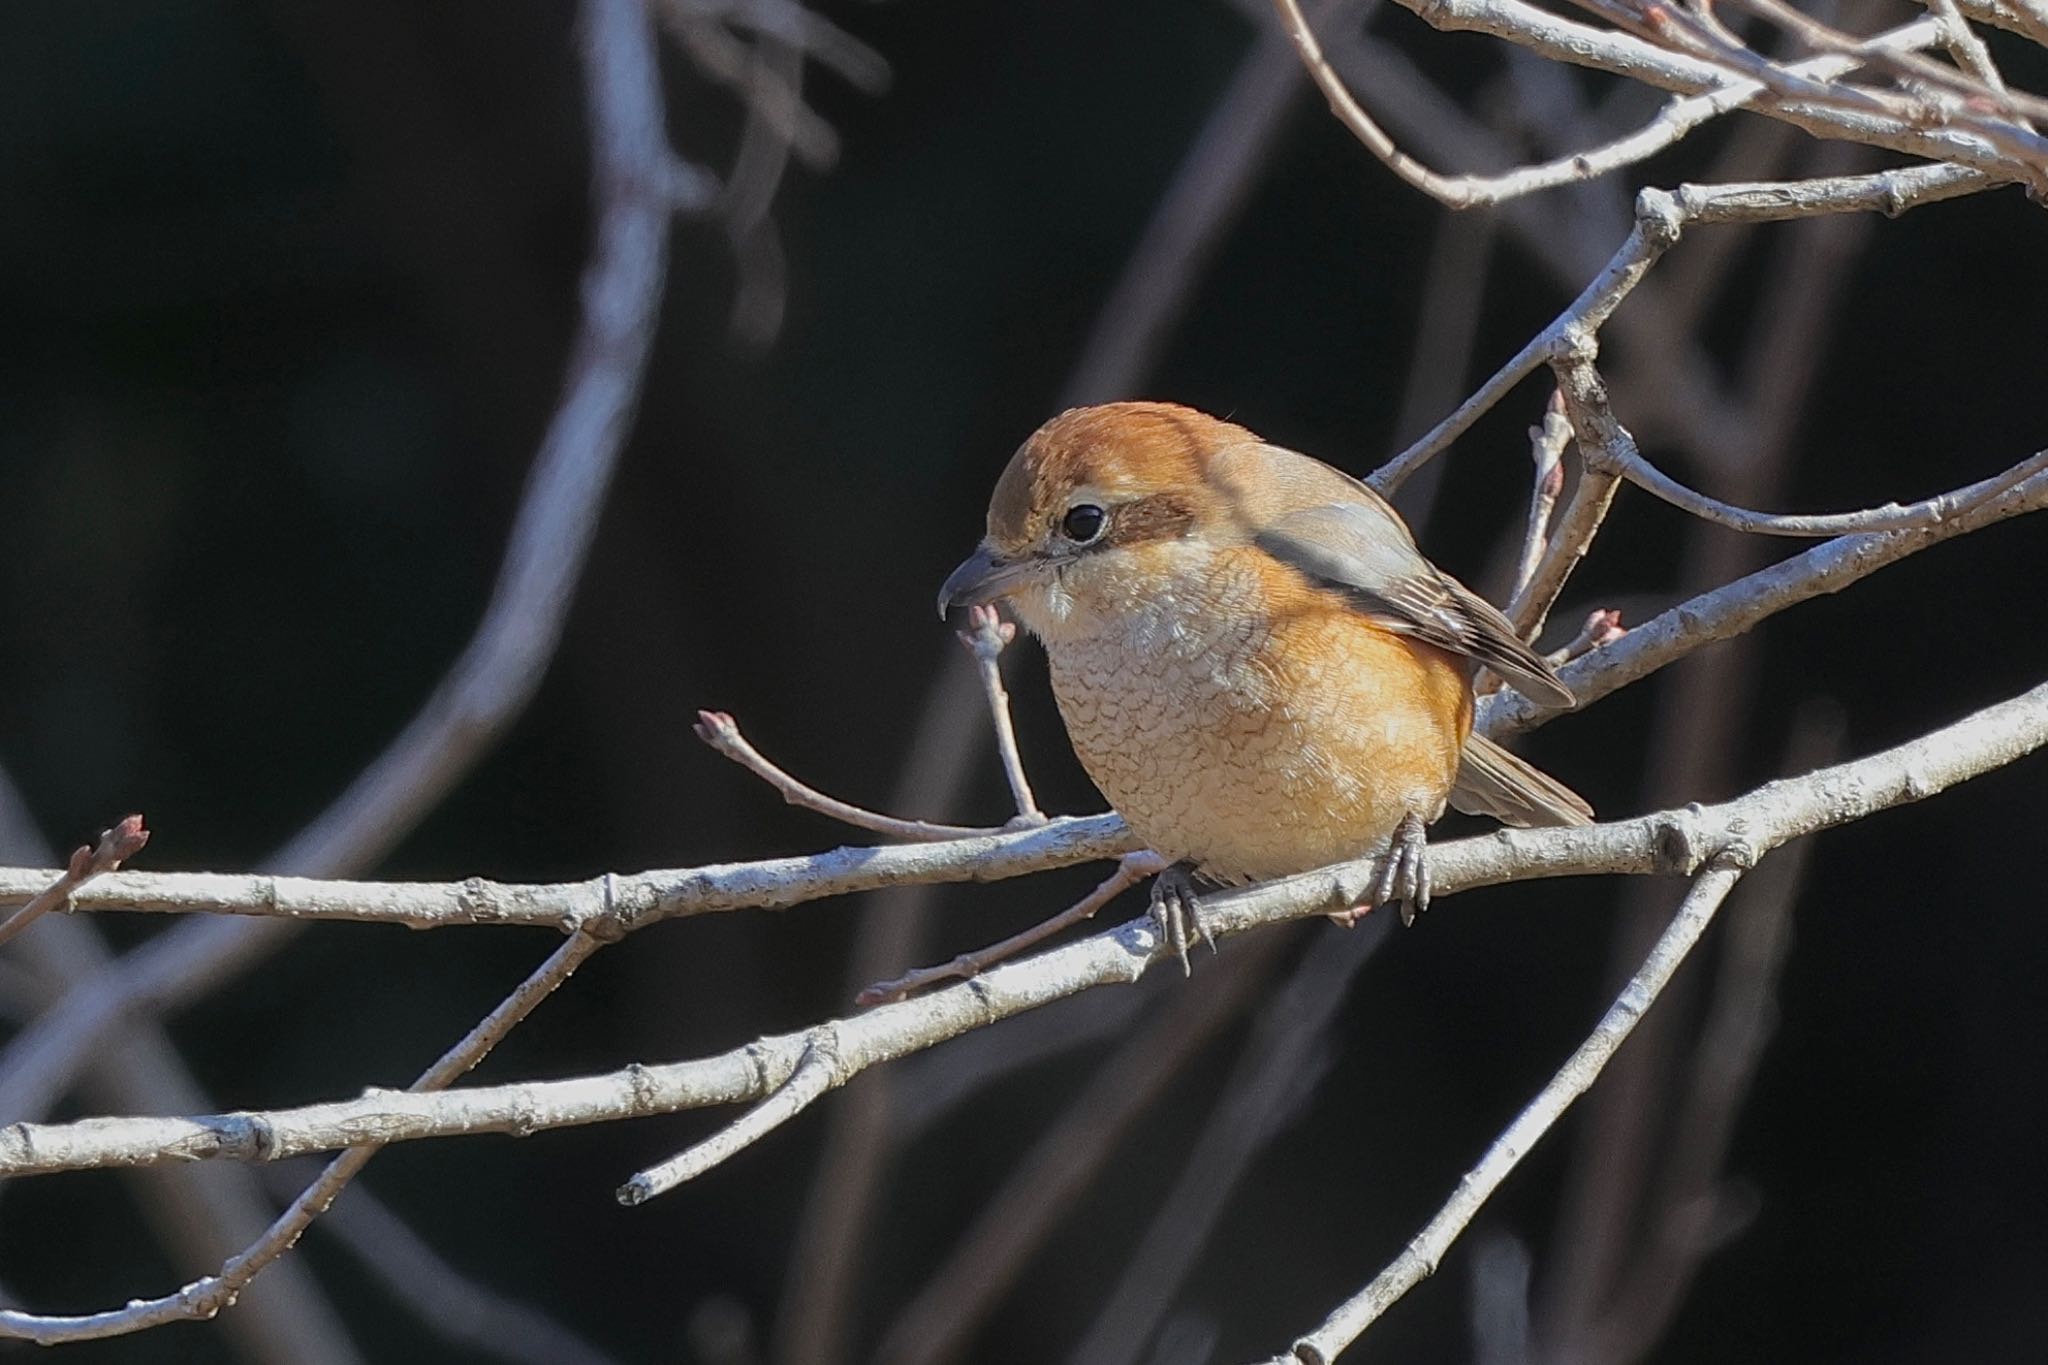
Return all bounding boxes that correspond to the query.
[1149,861,1216,976]
[1328,811,1432,928]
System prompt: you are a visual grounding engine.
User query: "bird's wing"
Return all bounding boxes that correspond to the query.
[1450,731,1593,827]
[1252,497,1577,709]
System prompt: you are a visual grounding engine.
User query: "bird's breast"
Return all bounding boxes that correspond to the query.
[1043,556,1471,883]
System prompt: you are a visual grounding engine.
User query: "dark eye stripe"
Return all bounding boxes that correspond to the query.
[1107,492,1196,544]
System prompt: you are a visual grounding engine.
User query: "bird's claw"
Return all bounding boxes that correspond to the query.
[1330,811,1432,928]
[1378,810,1432,926]
[1149,862,1215,976]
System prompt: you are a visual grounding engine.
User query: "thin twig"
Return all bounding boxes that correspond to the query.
[620,1028,843,1204]
[1644,1,2048,174]
[0,815,148,949]
[1544,609,1626,668]
[1508,363,1622,643]
[1367,204,1674,495]
[1275,863,1750,1364]
[960,605,1046,825]
[0,927,607,1344]
[1600,424,2048,536]
[1513,391,1571,602]
[857,852,1166,1006]
[694,709,1001,842]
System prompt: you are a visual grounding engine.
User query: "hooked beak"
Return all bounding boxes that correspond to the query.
[937,543,1040,618]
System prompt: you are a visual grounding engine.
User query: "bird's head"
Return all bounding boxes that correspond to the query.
[937,402,1256,640]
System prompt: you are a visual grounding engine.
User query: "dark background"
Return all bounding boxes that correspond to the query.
[1,1,2045,1362]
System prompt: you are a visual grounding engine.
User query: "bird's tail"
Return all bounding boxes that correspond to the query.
[1450,732,1593,828]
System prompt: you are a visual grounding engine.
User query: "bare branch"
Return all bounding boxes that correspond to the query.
[7,676,2044,1187]
[1482,447,2048,734]
[1274,863,1749,1365]
[1369,162,1992,495]
[620,1028,843,1204]
[1279,2,1987,210]
[1592,412,2048,537]
[1924,0,2014,91]
[1727,0,2048,125]
[1945,0,2048,47]
[1507,449,1621,644]
[695,709,1000,842]
[0,928,606,1344]
[857,851,1166,1006]
[0,783,361,1365]
[1385,0,2038,185]
[0,812,1135,932]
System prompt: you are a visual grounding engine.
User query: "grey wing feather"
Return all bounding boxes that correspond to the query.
[1254,502,1577,709]
[1452,732,1594,827]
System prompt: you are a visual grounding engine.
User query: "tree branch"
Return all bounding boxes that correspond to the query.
[1481,447,2048,734]
[1367,161,1988,496]
[5,676,2042,1187]
[1276,1,1985,208]
[1385,0,2040,186]
[0,928,607,1344]
[1272,863,1750,1365]
[0,812,1135,932]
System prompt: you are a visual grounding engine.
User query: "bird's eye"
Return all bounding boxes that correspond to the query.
[1061,504,1106,543]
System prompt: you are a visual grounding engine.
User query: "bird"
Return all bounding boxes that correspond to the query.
[937,401,1591,967]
